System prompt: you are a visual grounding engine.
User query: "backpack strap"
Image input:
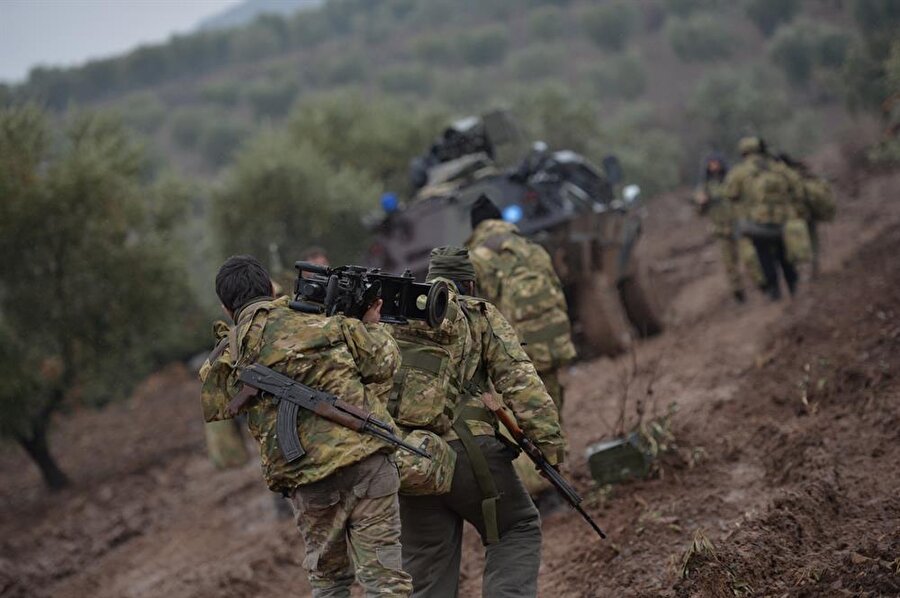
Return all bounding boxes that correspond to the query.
[451,411,501,544]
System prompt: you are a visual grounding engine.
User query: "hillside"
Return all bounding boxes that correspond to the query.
[197,0,322,32]
[1,158,898,597]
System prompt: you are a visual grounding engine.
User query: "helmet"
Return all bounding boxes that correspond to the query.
[738,136,764,155]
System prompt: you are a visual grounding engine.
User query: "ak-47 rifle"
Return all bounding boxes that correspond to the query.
[230,363,430,463]
[492,406,607,539]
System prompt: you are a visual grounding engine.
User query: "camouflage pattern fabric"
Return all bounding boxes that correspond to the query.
[724,155,805,226]
[390,283,565,464]
[203,419,250,469]
[288,453,412,597]
[200,295,401,493]
[739,237,765,288]
[466,219,576,374]
[696,179,744,295]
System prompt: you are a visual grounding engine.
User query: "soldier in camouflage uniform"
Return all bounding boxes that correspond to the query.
[200,255,411,597]
[389,247,565,598]
[694,153,746,303]
[724,137,807,300]
[465,196,575,500]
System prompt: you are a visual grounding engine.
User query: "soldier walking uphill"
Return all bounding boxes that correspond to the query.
[724,137,808,301]
[694,153,746,303]
[465,195,576,502]
[199,255,412,597]
[389,247,565,598]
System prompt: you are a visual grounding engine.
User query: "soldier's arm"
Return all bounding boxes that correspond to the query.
[341,318,401,384]
[723,169,742,202]
[470,248,502,304]
[479,302,566,463]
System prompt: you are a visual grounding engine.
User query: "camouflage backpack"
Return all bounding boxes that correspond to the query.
[746,159,795,225]
[804,177,836,223]
[473,232,576,371]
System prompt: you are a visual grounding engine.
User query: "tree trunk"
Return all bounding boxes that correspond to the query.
[18,425,70,491]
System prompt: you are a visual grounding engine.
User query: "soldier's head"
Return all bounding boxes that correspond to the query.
[215,255,273,318]
[426,246,476,295]
[738,136,765,156]
[300,246,329,279]
[470,195,502,230]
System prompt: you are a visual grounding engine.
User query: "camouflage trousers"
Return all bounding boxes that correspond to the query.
[399,436,542,598]
[716,234,744,295]
[507,368,562,497]
[288,453,412,597]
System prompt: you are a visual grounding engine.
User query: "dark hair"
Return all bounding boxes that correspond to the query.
[470,195,502,230]
[215,255,272,314]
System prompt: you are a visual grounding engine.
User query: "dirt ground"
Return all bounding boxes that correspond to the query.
[2,161,898,598]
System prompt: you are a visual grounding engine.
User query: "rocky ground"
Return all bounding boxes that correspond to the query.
[1,160,898,598]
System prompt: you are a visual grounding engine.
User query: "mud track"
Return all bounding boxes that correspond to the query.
[1,167,898,598]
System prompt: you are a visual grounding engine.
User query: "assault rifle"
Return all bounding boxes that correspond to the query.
[493,406,607,539]
[291,261,449,328]
[233,363,430,463]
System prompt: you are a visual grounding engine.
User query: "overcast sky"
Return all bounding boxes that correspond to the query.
[0,0,241,83]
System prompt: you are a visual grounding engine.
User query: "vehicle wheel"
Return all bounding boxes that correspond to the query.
[619,258,665,337]
[576,275,633,357]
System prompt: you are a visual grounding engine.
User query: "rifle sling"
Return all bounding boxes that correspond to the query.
[451,406,501,545]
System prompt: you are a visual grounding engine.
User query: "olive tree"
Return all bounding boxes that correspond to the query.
[0,105,200,489]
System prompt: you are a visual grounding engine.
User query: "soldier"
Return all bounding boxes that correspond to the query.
[724,137,807,301]
[693,153,746,303]
[776,153,837,278]
[465,195,575,503]
[390,247,565,598]
[200,255,412,597]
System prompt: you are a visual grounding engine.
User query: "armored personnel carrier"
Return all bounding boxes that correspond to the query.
[366,111,664,355]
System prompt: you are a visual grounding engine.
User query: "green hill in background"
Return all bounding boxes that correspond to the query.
[197,0,323,32]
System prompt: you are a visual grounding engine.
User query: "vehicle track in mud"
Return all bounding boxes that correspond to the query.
[1,167,898,598]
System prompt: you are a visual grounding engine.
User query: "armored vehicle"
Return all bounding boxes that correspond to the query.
[366,112,664,355]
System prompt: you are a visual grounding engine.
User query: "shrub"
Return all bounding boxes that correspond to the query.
[245,78,299,118]
[581,2,640,52]
[769,21,851,88]
[118,91,166,134]
[412,35,458,65]
[199,80,242,107]
[666,15,734,62]
[663,0,723,17]
[199,118,253,169]
[457,26,510,66]
[585,52,648,100]
[510,44,567,81]
[378,64,433,95]
[744,0,800,36]
[527,6,566,41]
[170,107,207,150]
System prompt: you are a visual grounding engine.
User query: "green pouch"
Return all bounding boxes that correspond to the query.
[784,218,812,264]
[397,429,457,496]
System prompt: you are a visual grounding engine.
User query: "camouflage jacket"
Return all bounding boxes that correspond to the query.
[199,296,400,493]
[696,178,738,237]
[389,283,566,464]
[724,155,805,226]
[466,219,576,373]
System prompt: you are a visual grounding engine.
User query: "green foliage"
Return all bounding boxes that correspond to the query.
[841,0,900,112]
[169,107,207,150]
[514,87,601,155]
[457,25,510,66]
[509,44,567,82]
[666,15,735,62]
[245,78,299,118]
[309,51,369,86]
[199,80,242,107]
[0,105,202,483]
[768,20,851,88]
[199,118,253,169]
[527,6,567,41]
[117,91,166,134]
[744,0,800,36]
[581,2,640,52]
[378,64,433,95]
[211,130,379,267]
[687,66,790,152]
[286,92,446,192]
[412,35,458,65]
[663,0,722,17]
[584,52,648,100]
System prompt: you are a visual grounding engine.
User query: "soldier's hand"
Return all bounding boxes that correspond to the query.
[362,299,384,323]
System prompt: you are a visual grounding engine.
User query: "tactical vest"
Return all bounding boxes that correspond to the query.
[745,158,795,225]
[389,297,505,543]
